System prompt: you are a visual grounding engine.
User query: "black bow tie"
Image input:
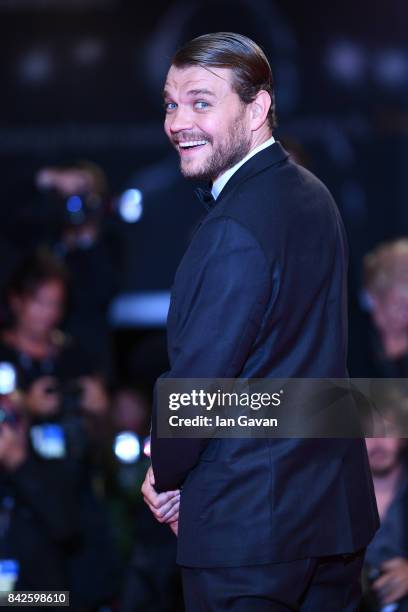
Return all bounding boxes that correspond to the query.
[194,186,215,211]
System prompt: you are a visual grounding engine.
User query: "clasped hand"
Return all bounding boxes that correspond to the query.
[141,466,180,536]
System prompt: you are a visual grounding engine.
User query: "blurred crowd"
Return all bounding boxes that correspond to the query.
[1,159,408,611]
[0,162,182,611]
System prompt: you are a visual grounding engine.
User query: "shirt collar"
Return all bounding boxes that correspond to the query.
[211,136,275,200]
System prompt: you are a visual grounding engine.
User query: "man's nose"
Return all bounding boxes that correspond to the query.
[167,108,194,134]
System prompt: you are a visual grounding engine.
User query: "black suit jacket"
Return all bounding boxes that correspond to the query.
[151,142,379,567]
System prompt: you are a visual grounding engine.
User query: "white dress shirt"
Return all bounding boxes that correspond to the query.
[211,136,275,200]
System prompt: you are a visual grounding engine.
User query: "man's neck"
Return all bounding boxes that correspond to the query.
[373,463,403,519]
[373,464,402,492]
[211,132,275,200]
[249,127,274,154]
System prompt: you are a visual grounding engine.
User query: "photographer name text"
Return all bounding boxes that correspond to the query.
[168,415,278,428]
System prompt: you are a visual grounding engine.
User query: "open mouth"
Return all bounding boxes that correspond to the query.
[178,140,208,150]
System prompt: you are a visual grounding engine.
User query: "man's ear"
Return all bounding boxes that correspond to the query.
[249,90,271,131]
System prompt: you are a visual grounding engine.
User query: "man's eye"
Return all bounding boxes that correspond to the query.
[164,102,177,112]
[195,101,210,110]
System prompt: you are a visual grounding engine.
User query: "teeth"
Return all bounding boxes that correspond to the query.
[179,140,208,148]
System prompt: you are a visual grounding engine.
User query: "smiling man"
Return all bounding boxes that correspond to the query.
[163,65,267,182]
[142,32,379,611]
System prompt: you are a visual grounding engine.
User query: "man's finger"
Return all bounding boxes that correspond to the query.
[162,502,180,523]
[373,572,392,591]
[147,490,179,510]
[146,494,180,520]
[155,497,180,522]
[381,581,401,605]
[144,495,178,518]
[381,557,405,570]
[143,494,174,513]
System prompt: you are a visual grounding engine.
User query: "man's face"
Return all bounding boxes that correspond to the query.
[371,283,408,335]
[163,64,252,182]
[366,437,404,476]
[12,280,65,337]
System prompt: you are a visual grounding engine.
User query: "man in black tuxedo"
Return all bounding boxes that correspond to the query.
[142,32,379,611]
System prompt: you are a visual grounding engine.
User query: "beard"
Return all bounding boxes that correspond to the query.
[179,113,251,182]
[370,463,396,477]
[368,453,398,477]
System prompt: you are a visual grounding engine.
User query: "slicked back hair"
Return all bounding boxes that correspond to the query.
[172,32,277,130]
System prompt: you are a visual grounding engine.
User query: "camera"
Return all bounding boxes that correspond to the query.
[63,192,102,227]
[0,363,19,430]
[31,379,86,460]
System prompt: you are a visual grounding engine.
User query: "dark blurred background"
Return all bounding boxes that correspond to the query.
[2,0,408,373]
[1,1,408,610]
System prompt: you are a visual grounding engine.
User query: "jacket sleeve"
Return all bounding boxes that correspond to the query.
[151,216,271,491]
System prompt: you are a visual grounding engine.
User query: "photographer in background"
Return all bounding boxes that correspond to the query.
[0,248,108,423]
[0,406,80,594]
[35,160,118,376]
[0,249,119,609]
[363,239,408,378]
[362,392,408,611]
